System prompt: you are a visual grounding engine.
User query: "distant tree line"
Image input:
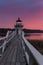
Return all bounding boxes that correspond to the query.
[23,29,43,33]
[0,28,15,36]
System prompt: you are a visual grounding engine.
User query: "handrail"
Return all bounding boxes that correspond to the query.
[0,31,9,41]
[22,31,43,65]
[1,31,15,47]
[0,31,16,55]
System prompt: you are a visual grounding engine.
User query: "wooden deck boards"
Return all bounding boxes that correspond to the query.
[0,36,26,65]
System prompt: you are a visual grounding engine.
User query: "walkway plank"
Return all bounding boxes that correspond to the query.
[0,35,26,65]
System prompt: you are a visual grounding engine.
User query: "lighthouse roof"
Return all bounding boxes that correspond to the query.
[16,18,22,22]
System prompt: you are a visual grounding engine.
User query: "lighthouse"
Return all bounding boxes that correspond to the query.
[15,18,23,35]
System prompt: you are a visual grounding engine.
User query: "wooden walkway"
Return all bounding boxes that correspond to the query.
[0,35,26,65]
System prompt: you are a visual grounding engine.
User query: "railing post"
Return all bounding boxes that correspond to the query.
[29,52,34,65]
[2,39,6,53]
[29,52,38,65]
[21,37,29,65]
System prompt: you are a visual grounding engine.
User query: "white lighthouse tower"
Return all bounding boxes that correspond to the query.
[15,18,23,35]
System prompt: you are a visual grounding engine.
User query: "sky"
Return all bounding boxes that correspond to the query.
[0,0,43,30]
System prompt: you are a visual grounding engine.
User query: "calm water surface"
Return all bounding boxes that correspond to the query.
[25,33,43,40]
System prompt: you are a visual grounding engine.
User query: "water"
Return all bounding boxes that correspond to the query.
[25,33,43,40]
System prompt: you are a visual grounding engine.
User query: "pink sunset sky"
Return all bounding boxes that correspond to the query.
[0,0,43,30]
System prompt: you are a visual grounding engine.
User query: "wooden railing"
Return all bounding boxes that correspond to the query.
[0,31,16,56]
[22,31,43,65]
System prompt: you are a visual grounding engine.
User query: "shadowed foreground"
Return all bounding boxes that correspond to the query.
[0,35,26,65]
